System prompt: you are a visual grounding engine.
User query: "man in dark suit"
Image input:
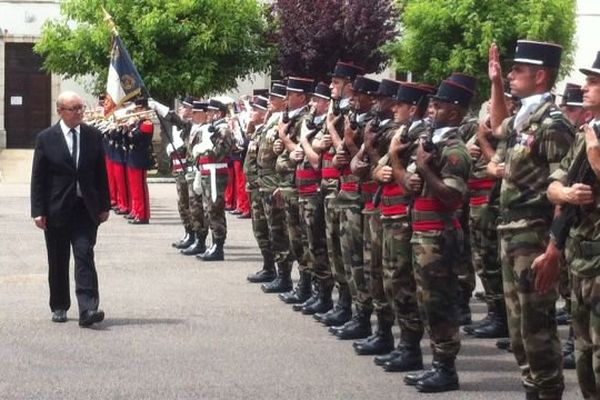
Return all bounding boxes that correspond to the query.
[31,91,111,327]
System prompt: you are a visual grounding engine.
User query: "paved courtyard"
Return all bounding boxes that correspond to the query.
[0,182,581,399]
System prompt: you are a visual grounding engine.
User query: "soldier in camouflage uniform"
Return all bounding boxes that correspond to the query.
[270,77,313,294]
[349,79,401,356]
[192,99,235,261]
[329,76,380,340]
[244,96,277,283]
[487,41,574,400]
[371,82,432,373]
[397,78,473,393]
[306,62,364,322]
[281,82,333,305]
[256,82,293,293]
[544,54,600,399]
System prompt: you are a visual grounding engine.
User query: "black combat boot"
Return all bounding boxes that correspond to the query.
[332,308,372,340]
[463,300,494,335]
[382,343,423,372]
[354,316,394,355]
[556,304,571,325]
[279,271,312,303]
[198,237,224,261]
[181,232,206,256]
[495,337,512,352]
[404,365,437,386]
[247,252,276,283]
[415,359,459,393]
[472,300,509,339]
[301,282,333,315]
[315,286,352,326]
[172,229,193,249]
[261,263,293,293]
[563,327,575,369]
[293,281,319,311]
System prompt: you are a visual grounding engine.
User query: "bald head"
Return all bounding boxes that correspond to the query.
[56,91,85,128]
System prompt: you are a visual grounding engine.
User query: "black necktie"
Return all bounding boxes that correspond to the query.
[70,128,78,167]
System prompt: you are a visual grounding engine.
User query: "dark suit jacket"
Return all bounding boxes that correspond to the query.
[31,122,111,227]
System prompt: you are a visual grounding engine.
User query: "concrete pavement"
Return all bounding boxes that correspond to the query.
[0,182,581,399]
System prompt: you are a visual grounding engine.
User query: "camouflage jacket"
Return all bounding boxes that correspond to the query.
[194,119,234,167]
[275,105,309,195]
[550,130,600,277]
[243,123,264,192]
[256,113,282,192]
[493,96,575,227]
[410,127,471,232]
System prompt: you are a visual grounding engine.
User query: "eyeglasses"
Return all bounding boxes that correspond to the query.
[60,105,86,112]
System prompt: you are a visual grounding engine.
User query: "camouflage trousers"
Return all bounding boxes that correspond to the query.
[187,177,207,238]
[364,211,394,324]
[283,193,309,274]
[260,190,291,265]
[411,230,461,362]
[325,197,349,293]
[382,217,423,345]
[499,222,563,398]
[250,190,273,261]
[175,174,192,232]
[200,175,227,240]
[300,194,332,284]
[458,205,476,299]
[571,273,600,399]
[339,205,370,312]
[469,203,503,304]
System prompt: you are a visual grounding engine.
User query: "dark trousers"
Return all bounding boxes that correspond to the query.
[44,199,100,314]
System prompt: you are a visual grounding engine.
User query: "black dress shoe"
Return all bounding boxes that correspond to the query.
[125,213,136,220]
[52,309,67,323]
[114,208,129,215]
[496,337,512,352]
[237,213,251,219]
[79,309,105,327]
[129,219,149,225]
[230,209,242,215]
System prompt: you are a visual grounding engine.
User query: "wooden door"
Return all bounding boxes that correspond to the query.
[4,43,51,149]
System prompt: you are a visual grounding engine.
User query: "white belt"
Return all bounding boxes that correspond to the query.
[198,163,228,171]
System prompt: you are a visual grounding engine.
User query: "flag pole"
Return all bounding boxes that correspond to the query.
[101,6,119,36]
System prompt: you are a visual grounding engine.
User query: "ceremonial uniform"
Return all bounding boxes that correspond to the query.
[193,99,234,261]
[126,107,153,225]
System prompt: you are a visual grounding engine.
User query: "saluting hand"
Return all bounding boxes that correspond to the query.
[488,43,503,84]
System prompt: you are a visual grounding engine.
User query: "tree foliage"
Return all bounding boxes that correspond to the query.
[387,0,577,101]
[271,0,398,82]
[34,0,274,102]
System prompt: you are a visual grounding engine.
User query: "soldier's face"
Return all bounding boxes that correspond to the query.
[180,105,192,119]
[393,102,412,123]
[287,92,306,110]
[312,97,329,115]
[330,77,347,99]
[268,96,285,112]
[560,105,585,126]
[192,111,206,124]
[250,109,266,123]
[351,92,374,113]
[583,75,600,114]
[508,64,538,98]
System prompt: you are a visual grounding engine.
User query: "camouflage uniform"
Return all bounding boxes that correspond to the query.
[332,112,373,314]
[276,107,310,275]
[409,128,471,364]
[549,132,600,399]
[186,124,208,240]
[494,96,574,398]
[195,119,234,241]
[378,120,427,345]
[257,113,291,266]
[364,119,400,327]
[296,125,331,286]
[465,133,503,309]
[244,123,273,263]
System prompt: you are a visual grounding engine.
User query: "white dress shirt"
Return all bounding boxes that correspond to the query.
[59,120,82,196]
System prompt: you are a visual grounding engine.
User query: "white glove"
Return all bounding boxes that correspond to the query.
[166,143,176,156]
[148,99,170,118]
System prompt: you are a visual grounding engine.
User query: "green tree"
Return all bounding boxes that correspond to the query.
[34,0,274,102]
[387,0,576,101]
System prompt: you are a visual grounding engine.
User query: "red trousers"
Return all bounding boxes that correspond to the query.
[224,159,250,214]
[127,167,150,221]
[106,157,117,206]
[112,161,129,212]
